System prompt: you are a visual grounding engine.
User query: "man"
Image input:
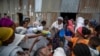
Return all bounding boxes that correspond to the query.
[50,17,63,32]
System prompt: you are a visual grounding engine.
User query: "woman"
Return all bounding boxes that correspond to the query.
[75,17,85,33]
[0,27,23,56]
[67,19,75,35]
[64,27,91,47]
[0,27,15,46]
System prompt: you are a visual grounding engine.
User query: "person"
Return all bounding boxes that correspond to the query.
[50,17,63,39]
[34,43,52,56]
[0,27,23,56]
[36,20,47,32]
[64,27,91,47]
[73,43,91,56]
[41,20,46,27]
[84,19,89,28]
[64,27,91,56]
[66,19,75,36]
[75,17,85,33]
[0,17,16,31]
[52,32,61,50]
[88,37,100,56]
[50,17,63,32]
[53,47,66,56]
[37,20,47,31]
[24,17,30,24]
[16,20,29,34]
[61,19,74,56]
[0,27,15,46]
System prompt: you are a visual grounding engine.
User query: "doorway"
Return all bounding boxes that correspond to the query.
[60,13,77,21]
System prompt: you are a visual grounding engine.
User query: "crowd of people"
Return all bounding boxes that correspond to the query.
[0,14,100,56]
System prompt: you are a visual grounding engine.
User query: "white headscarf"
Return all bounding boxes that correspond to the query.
[75,17,85,33]
[53,47,66,56]
[57,17,63,21]
[33,21,40,27]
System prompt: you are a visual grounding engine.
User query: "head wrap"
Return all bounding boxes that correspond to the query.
[57,17,63,21]
[0,27,14,46]
[76,17,84,24]
[67,20,74,32]
[53,47,66,56]
[0,18,14,27]
[77,27,83,36]
[75,17,84,33]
